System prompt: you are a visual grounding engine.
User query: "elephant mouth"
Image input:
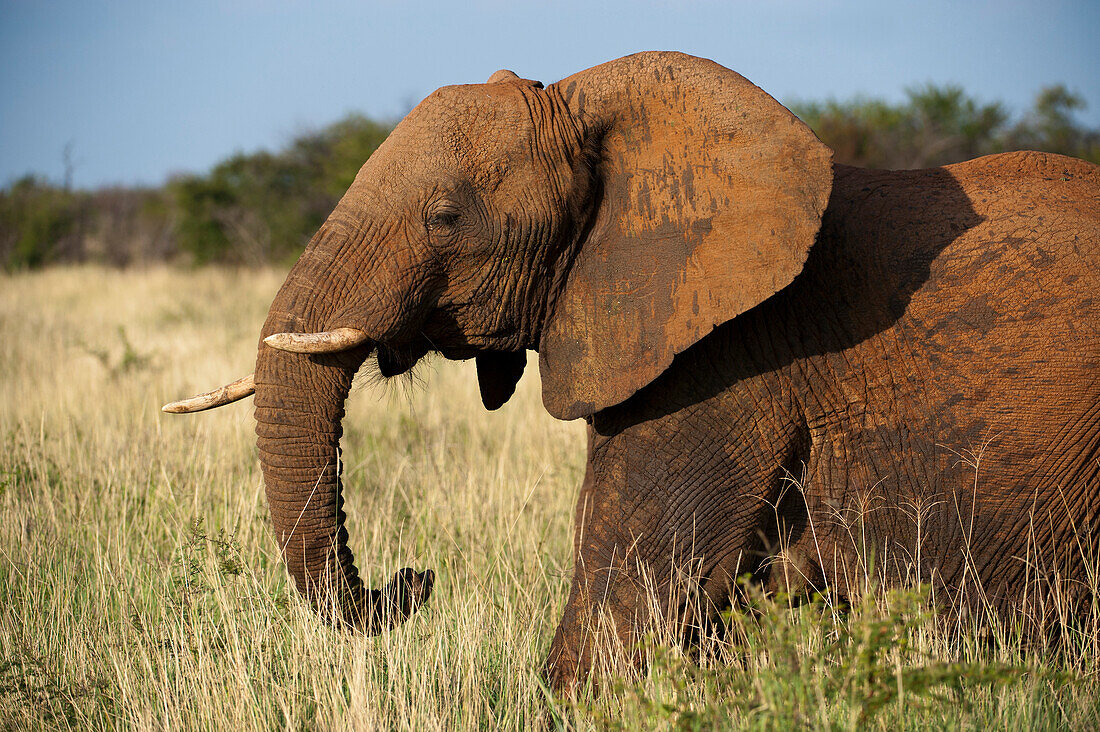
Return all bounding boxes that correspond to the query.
[374,329,487,377]
[376,337,433,378]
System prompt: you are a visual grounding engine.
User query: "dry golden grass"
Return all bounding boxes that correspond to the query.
[1,266,1098,730]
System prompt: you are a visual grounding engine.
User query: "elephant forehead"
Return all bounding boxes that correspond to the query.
[397,84,539,167]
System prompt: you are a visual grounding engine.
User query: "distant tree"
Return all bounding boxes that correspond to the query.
[168,113,392,265]
[3,88,1097,270]
[792,97,905,170]
[300,113,392,198]
[84,187,173,265]
[792,83,1098,169]
[792,85,1008,168]
[0,176,81,269]
[902,84,1009,167]
[1002,85,1100,164]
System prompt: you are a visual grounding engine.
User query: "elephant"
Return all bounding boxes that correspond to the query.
[164,51,1100,691]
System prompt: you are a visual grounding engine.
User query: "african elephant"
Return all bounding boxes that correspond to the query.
[164,51,1100,690]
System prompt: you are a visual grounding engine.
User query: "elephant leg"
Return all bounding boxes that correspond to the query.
[545,491,741,693]
[544,516,655,693]
[544,395,810,692]
[544,468,750,692]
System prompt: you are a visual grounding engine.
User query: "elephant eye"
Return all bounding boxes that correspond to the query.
[427,210,460,231]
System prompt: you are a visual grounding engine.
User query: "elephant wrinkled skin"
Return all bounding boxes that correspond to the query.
[164,52,1100,691]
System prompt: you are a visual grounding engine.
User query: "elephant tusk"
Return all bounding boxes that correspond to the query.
[162,374,255,413]
[263,327,369,354]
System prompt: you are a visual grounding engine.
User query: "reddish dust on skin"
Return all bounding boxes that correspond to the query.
[163,52,1100,692]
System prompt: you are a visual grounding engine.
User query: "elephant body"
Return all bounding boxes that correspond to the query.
[165,52,1100,691]
[550,153,1100,683]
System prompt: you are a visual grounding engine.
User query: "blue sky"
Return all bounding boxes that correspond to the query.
[2,0,1097,189]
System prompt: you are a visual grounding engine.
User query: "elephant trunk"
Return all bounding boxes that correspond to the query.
[253,241,432,631]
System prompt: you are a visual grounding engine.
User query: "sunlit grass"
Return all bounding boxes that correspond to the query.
[1,266,1098,730]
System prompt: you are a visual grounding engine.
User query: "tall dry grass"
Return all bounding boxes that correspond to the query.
[1,266,1098,730]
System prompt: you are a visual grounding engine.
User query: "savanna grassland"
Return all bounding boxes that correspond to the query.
[2,267,1100,730]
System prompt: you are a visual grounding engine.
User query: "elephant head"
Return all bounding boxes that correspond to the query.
[163,52,833,631]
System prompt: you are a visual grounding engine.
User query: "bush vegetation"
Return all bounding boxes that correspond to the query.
[0,115,391,270]
[791,83,1099,171]
[2,85,1099,272]
[167,115,391,265]
[0,85,1095,272]
[3,86,1098,272]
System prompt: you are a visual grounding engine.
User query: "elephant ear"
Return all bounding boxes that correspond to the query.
[539,52,833,420]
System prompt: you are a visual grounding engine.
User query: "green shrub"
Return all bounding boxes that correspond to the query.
[3,85,1097,269]
[0,176,82,270]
